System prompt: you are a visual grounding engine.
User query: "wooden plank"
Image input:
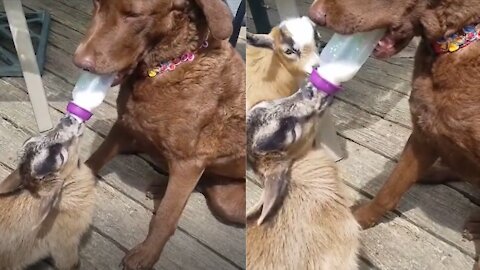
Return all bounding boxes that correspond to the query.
[0,79,245,268]
[21,0,90,34]
[330,99,410,159]
[77,230,127,270]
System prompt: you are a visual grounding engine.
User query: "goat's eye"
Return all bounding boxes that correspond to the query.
[285,48,295,55]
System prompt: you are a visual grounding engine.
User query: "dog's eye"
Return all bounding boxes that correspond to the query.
[124,11,143,19]
[285,48,295,55]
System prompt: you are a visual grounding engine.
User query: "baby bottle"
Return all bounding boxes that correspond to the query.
[310,29,386,94]
[67,71,116,122]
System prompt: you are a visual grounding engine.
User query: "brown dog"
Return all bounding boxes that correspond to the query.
[73,0,245,269]
[309,0,480,238]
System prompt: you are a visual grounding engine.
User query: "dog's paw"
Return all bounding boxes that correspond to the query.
[352,203,382,229]
[145,182,168,200]
[122,242,160,270]
[463,219,480,241]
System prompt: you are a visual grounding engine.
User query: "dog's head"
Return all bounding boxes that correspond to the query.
[247,16,323,75]
[309,0,480,58]
[0,116,85,226]
[74,0,233,82]
[247,84,331,224]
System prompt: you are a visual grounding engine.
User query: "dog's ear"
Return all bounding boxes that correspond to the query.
[246,32,275,50]
[193,0,233,40]
[0,169,23,194]
[33,179,63,230]
[246,161,289,225]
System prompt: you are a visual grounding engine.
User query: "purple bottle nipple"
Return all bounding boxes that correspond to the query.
[66,102,93,122]
[309,69,342,95]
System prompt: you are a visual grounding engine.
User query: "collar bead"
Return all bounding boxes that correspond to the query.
[147,40,209,77]
[432,22,480,54]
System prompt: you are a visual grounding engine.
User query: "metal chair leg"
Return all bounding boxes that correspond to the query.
[3,0,53,132]
[229,0,245,47]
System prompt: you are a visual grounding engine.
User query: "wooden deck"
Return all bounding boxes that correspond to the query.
[247,1,480,269]
[0,1,245,269]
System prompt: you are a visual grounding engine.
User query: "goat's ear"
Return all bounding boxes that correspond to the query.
[246,33,275,50]
[193,0,233,40]
[0,169,23,194]
[33,180,63,230]
[247,162,289,225]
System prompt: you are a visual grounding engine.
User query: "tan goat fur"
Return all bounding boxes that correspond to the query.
[0,118,96,270]
[247,149,359,270]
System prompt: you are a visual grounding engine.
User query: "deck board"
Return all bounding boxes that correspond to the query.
[246,0,480,269]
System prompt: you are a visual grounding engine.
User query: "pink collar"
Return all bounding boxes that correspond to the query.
[147,40,209,77]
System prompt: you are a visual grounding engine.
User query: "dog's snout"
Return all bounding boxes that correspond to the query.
[308,3,327,26]
[73,50,97,73]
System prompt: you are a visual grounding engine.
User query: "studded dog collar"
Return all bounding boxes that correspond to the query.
[432,22,480,54]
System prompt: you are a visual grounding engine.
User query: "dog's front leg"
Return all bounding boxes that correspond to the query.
[122,159,205,270]
[354,130,438,229]
[86,122,136,174]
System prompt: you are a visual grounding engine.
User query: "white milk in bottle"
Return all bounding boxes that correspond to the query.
[67,71,116,122]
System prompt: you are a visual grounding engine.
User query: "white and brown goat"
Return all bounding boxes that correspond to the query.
[0,116,96,269]
[246,16,323,110]
[246,85,360,270]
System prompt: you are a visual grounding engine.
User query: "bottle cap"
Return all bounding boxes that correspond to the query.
[67,102,93,122]
[309,69,342,95]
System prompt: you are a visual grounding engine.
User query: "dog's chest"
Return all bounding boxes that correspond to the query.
[410,74,480,179]
[116,77,226,159]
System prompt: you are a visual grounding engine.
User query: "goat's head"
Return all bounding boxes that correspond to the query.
[0,115,85,226]
[247,16,323,76]
[247,83,331,224]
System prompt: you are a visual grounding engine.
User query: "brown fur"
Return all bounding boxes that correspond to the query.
[309,0,480,266]
[247,85,359,269]
[0,117,95,270]
[246,18,321,110]
[74,0,245,269]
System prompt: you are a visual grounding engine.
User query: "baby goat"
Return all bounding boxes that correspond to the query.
[0,116,96,269]
[246,16,323,110]
[247,85,360,270]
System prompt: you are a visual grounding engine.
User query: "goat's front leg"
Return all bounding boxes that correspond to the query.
[122,159,205,270]
[354,130,438,229]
